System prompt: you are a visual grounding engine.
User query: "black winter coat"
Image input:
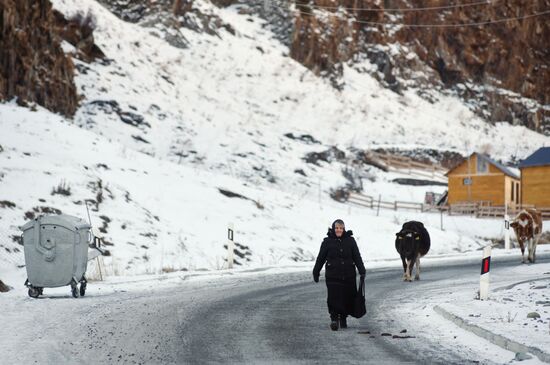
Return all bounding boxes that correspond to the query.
[313,229,366,280]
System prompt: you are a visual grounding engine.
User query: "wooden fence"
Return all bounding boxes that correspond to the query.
[347,192,437,213]
[367,151,448,182]
[448,201,491,216]
[347,193,550,220]
[450,202,550,219]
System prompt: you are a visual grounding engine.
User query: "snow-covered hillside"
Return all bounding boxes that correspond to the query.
[2,0,550,284]
[54,0,549,168]
[0,102,503,277]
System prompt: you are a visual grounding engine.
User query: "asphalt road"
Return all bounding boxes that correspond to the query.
[4,253,550,364]
[176,253,550,365]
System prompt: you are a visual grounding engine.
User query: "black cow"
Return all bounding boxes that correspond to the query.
[395,221,431,281]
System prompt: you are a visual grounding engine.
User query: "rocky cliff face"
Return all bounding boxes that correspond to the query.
[289,0,550,134]
[400,0,548,101]
[291,5,357,89]
[4,0,546,133]
[399,0,549,131]
[0,0,78,116]
[0,0,104,116]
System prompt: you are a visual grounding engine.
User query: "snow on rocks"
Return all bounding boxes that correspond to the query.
[50,0,549,175]
[0,279,10,292]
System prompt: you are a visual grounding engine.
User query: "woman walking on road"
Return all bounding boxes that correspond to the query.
[313,219,366,331]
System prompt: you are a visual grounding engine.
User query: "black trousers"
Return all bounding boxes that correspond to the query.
[325,277,356,319]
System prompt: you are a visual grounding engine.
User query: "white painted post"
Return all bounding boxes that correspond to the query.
[504,205,511,251]
[479,246,491,300]
[227,223,235,269]
[96,256,104,281]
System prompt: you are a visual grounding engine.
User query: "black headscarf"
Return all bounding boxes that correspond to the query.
[326,219,351,238]
[331,219,345,231]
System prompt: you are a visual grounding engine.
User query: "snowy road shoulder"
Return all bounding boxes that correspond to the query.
[435,262,550,363]
[0,265,314,364]
[375,253,550,365]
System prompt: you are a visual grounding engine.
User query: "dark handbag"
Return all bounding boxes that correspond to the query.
[351,277,366,318]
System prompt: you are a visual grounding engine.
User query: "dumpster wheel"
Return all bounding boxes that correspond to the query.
[28,286,40,298]
[70,279,79,298]
[80,277,87,297]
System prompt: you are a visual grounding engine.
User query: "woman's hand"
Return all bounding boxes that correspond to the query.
[313,274,319,283]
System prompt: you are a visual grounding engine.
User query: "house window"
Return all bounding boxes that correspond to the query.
[511,181,515,201]
[516,182,520,203]
[463,178,472,185]
[477,158,488,174]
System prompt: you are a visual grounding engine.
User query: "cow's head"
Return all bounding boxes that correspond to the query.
[511,213,533,242]
[395,229,421,258]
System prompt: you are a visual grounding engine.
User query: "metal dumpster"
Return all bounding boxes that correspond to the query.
[21,214,92,298]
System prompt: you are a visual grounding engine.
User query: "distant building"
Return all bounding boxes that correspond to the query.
[519,147,550,207]
[446,153,520,207]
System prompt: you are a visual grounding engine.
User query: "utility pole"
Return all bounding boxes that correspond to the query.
[504,204,511,250]
[466,143,472,203]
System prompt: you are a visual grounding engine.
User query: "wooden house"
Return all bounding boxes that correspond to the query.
[519,147,550,207]
[446,153,520,207]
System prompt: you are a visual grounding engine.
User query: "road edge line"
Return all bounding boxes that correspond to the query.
[433,305,550,363]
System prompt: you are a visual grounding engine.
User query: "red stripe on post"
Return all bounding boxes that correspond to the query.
[481,257,491,275]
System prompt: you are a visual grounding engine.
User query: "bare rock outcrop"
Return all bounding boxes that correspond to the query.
[0,279,10,292]
[53,10,105,62]
[289,0,550,134]
[0,0,78,116]
[398,0,549,131]
[291,3,360,88]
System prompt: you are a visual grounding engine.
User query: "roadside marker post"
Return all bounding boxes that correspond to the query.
[480,246,491,300]
[227,223,235,269]
[504,206,511,250]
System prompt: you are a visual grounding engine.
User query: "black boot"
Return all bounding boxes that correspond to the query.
[330,314,339,331]
[340,315,348,329]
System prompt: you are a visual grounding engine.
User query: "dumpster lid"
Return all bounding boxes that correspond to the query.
[20,214,91,232]
[20,220,35,231]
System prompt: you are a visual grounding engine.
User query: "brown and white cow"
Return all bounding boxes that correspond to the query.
[510,209,543,263]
